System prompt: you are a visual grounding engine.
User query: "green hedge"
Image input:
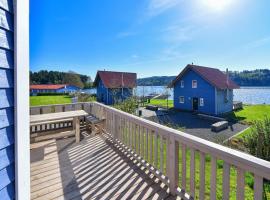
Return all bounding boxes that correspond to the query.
[36,93,69,96]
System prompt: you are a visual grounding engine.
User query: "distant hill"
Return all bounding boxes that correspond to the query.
[137,69,270,86]
[137,76,176,86]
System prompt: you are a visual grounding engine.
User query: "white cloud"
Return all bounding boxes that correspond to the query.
[161,25,196,43]
[147,0,182,17]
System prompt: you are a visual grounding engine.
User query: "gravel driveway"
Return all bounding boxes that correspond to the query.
[140,108,249,142]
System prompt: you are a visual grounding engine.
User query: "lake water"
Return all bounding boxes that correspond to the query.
[83,86,270,105]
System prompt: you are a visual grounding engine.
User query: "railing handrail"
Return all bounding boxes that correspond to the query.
[93,101,270,179]
[30,102,88,109]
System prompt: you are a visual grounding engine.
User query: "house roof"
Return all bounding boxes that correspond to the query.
[168,64,240,89]
[30,84,68,90]
[93,71,137,88]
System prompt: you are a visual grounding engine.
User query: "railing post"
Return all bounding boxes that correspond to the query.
[168,135,179,196]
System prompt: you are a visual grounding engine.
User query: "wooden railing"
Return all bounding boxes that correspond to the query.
[90,102,270,200]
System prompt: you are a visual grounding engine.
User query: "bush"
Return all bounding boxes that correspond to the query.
[36,93,68,96]
[77,93,96,102]
[114,98,137,114]
[243,116,270,161]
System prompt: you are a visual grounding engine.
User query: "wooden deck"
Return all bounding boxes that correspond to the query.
[30,132,177,200]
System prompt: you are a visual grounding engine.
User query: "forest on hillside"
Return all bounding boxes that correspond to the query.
[30,70,92,89]
[137,69,270,86]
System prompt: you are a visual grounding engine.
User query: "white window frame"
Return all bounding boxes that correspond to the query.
[200,98,204,106]
[179,96,184,104]
[14,0,30,199]
[192,80,197,88]
[181,80,184,88]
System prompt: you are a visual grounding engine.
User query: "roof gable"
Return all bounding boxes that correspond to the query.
[94,71,137,88]
[168,64,239,90]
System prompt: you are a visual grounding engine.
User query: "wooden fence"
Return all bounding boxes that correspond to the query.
[92,102,270,200]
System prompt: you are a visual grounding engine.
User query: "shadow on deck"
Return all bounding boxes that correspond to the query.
[30,132,177,200]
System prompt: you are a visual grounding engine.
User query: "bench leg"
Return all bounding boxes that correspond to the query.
[74,117,80,143]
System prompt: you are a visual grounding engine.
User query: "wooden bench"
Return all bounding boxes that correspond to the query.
[85,115,105,134]
[211,121,229,132]
[146,105,158,111]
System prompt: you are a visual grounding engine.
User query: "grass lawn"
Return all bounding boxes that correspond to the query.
[30,95,72,106]
[225,104,270,124]
[145,99,174,108]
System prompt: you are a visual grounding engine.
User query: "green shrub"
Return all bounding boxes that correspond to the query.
[114,98,137,114]
[36,92,68,96]
[243,116,270,161]
[77,93,96,102]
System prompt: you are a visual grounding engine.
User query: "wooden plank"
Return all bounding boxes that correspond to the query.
[64,104,73,112]
[160,136,164,172]
[41,106,52,114]
[54,105,63,113]
[0,0,13,13]
[168,137,179,195]
[199,152,206,200]
[146,128,148,161]
[181,144,186,191]
[154,131,158,167]
[210,156,217,200]
[141,126,144,158]
[150,130,153,164]
[0,163,14,190]
[222,162,230,200]
[254,175,263,200]
[0,107,14,128]
[30,110,88,124]
[0,28,13,50]
[190,148,195,198]
[0,49,13,69]
[0,68,13,88]
[31,130,75,143]
[74,117,80,143]
[0,8,13,31]
[236,168,245,200]
[0,126,14,149]
[0,88,13,108]
[30,107,40,115]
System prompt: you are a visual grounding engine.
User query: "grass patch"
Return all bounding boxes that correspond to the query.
[145,99,174,108]
[225,104,270,124]
[30,95,72,106]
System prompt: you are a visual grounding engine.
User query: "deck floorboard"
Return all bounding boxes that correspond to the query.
[30,133,175,200]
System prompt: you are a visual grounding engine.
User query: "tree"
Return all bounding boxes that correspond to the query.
[63,71,84,88]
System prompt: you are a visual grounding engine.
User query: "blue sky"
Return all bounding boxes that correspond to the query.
[30,0,270,78]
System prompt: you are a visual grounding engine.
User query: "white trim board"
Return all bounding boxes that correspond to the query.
[14,0,30,199]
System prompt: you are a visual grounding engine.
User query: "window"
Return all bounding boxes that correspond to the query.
[200,98,204,106]
[179,96,184,103]
[181,80,184,88]
[192,80,197,88]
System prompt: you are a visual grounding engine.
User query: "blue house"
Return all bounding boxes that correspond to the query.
[169,64,239,115]
[30,84,81,95]
[93,71,137,105]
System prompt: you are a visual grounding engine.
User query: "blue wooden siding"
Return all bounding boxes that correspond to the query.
[216,89,233,114]
[173,69,216,115]
[30,85,80,95]
[96,78,133,105]
[0,0,15,199]
[57,85,80,93]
